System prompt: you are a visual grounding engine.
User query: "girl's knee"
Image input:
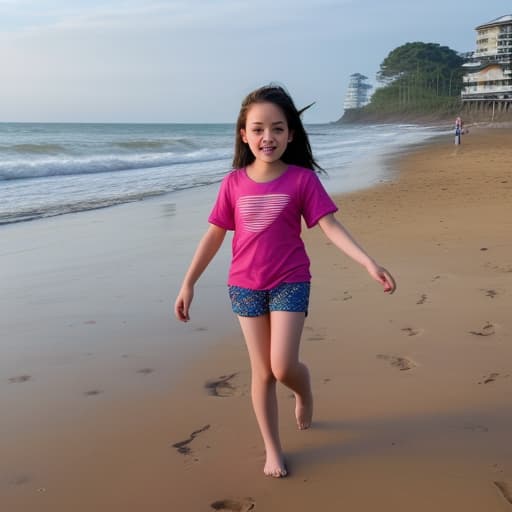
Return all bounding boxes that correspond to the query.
[252,368,276,385]
[271,363,296,384]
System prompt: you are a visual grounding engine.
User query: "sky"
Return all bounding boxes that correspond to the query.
[1,0,511,123]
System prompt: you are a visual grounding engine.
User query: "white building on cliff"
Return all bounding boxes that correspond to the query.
[343,73,373,110]
[462,14,512,102]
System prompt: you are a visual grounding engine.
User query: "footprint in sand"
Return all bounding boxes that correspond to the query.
[343,291,353,301]
[470,322,495,337]
[483,262,512,273]
[463,423,489,433]
[204,373,241,397]
[416,294,427,305]
[304,326,327,341]
[162,202,176,217]
[8,375,31,384]
[210,497,255,511]
[84,389,103,396]
[137,368,155,375]
[482,289,498,299]
[494,481,512,505]
[331,291,353,302]
[401,327,422,337]
[172,424,210,455]
[377,354,416,371]
[478,372,510,385]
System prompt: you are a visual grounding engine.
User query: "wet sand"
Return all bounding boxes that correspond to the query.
[2,128,512,511]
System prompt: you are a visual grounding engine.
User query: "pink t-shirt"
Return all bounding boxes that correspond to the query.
[208,165,338,290]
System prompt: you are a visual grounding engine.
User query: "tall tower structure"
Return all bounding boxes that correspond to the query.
[343,73,373,110]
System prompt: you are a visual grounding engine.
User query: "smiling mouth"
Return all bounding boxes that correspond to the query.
[261,145,275,154]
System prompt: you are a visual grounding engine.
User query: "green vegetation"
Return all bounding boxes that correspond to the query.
[343,42,465,121]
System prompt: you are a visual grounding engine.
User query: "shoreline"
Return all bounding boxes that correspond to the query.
[0,122,445,227]
[2,127,512,510]
[337,108,512,125]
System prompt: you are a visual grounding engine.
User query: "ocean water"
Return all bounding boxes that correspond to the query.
[0,122,446,225]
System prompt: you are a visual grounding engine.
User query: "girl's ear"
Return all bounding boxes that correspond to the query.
[288,130,294,143]
[240,128,248,143]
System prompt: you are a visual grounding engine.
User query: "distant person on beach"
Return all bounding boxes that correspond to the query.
[174,84,396,478]
[455,116,463,145]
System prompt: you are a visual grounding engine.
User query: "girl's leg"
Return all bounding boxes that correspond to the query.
[237,314,287,477]
[269,311,313,430]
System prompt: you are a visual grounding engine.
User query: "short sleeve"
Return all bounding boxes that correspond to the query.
[301,172,338,228]
[208,174,235,230]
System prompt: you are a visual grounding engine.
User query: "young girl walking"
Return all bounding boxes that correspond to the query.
[174,85,396,478]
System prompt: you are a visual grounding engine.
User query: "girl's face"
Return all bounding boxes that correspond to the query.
[240,102,293,166]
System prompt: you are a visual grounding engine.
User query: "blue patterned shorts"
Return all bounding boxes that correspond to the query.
[228,282,311,317]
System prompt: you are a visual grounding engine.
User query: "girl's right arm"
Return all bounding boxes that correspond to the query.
[174,224,227,322]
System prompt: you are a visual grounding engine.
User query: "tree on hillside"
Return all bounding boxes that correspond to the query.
[378,42,463,87]
[366,41,464,113]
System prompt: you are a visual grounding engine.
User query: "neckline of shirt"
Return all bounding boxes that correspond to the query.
[242,165,292,184]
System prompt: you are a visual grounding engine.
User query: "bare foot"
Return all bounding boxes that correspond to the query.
[295,391,313,430]
[263,452,287,478]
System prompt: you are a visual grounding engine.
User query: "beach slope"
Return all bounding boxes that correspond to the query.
[1,128,511,511]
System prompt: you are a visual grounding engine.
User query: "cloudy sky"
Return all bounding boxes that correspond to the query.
[1,0,510,123]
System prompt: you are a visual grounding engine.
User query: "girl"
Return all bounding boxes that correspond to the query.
[174,85,396,478]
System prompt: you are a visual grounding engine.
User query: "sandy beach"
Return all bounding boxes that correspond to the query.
[2,127,512,511]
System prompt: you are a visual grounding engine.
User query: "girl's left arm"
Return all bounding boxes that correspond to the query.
[317,213,396,293]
